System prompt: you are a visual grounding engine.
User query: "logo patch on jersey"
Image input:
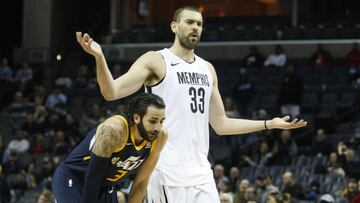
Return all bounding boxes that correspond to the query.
[115,156,145,170]
[68,179,73,187]
[171,62,180,66]
[111,157,120,165]
[145,142,151,148]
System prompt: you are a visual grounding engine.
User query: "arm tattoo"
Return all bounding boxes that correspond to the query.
[92,124,122,157]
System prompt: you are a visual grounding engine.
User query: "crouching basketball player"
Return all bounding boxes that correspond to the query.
[52,93,167,203]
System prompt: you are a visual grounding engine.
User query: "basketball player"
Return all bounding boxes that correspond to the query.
[76,6,307,203]
[52,93,167,203]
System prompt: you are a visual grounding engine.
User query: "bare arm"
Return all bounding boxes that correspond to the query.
[128,130,168,203]
[207,62,307,136]
[76,32,164,101]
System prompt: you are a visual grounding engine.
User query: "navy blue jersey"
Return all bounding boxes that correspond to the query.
[62,114,155,186]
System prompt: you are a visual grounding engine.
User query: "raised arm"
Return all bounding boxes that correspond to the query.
[76,32,164,101]
[128,130,168,203]
[207,62,307,135]
[82,116,127,203]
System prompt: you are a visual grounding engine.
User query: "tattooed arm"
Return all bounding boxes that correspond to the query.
[83,116,127,203]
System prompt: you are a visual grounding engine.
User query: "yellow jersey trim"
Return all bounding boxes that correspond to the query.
[113,115,129,153]
[150,139,157,153]
[130,128,147,151]
[83,156,90,161]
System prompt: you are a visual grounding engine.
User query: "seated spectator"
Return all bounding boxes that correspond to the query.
[305,180,321,201]
[256,175,279,203]
[232,69,256,118]
[243,141,273,167]
[319,194,335,203]
[346,42,360,68]
[234,179,250,203]
[0,164,11,203]
[15,61,33,82]
[214,164,229,187]
[2,130,29,163]
[243,185,257,202]
[25,163,37,189]
[220,192,234,203]
[340,179,359,202]
[3,151,22,175]
[338,143,360,180]
[327,152,345,176]
[224,96,240,118]
[31,133,46,155]
[243,46,265,68]
[282,171,305,200]
[310,128,332,157]
[37,189,54,203]
[310,44,333,69]
[278,65,303,118]
[45,85,68,108]
[0,57,13,81]
[7,91,28,116]
[272,130,298,165]
[264,45,287,68]
[228,166,240,193]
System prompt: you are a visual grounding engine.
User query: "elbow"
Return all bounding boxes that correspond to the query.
[212,125,226,136]
[101,90,116,101]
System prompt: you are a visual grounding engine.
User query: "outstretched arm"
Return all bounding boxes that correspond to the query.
[207,62,307,135]
[128,130,168,203]
[76,32,164,101]
[82,116,127,203]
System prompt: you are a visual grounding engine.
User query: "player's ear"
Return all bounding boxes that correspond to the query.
[170,21,177,34]
[133,114,141,124]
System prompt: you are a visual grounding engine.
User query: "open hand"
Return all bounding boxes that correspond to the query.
[268,115,307,129]
[76,32,103,57]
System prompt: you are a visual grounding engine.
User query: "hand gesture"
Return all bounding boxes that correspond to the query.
[268,115,307,130]
[76,32,103,57]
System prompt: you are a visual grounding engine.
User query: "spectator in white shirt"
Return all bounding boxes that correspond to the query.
[264,45,287,68]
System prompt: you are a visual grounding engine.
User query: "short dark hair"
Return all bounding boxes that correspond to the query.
[127,93,165,126]
[173,6,200,22]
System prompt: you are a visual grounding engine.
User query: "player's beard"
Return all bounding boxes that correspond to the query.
[137,119,158,142]
[178,31,200,50]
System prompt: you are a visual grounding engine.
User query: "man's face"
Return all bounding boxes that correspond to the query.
[136,106,165,142]
[173,10,203,50]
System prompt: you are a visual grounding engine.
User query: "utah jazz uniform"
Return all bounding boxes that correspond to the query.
[52,114,154,203]
[146,48,219,202]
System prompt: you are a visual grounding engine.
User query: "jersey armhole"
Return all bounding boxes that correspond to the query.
[113,115,130,153]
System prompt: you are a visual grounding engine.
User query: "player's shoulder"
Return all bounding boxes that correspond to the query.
[140,51,164,63]
[102,115,128,132]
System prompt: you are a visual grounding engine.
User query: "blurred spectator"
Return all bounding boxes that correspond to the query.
[112,64,123,78]
[45,85,68,108]
[37,188,54,203]
[54,76,72,88]
[0,57,13,81]
[0,164,11,203]
[37,156,54,190]
[52,130,70,166]
[0,134,5,162]
[31,133,46,155]
[256,175,279,203]
[7,91,28,116]
[346,42,360,68]
[224,96,240,118]
[305,180,321,201]
[327,152,345,176]
[44,112,64,137]
[234,179,250,203]
[2,151,22,175]
[22,114,42,134]
[310,128,332,157]
[232,69,256,118]
[74,65,89,88]
[2,130,29,163]
[278,65,303,118]
[243,46,265,68]
[218,179,233,196]
[340,179,359,202]
[214,164,229,187]
[32,86,46,105]
[243,141,273,167]
[64,114,81,147]
[117,190,126,203]
[243,185,257,202]
[25,163,37,189]
[319,194,335,203]
[78,112,97,136]
[88,103,102,122]
[15,61,33,82]
[310,44,333,69]
[272,130,298,165]
[220,192,233,203]
[264,45,287,68]
[228,166,240,193]
[282,171,304,200]
[338,143,360,180]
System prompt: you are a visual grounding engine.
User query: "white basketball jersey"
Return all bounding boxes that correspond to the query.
[145,48,213,186]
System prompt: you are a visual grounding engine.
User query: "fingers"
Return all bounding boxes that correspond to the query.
[76,32,82,43]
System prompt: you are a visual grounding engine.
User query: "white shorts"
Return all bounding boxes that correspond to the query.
[145,171,220,203]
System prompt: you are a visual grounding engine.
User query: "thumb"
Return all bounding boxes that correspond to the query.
[282,115,290,121]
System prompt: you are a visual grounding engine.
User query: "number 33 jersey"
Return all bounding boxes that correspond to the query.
[145,48,213,186]
[62,114,154,186]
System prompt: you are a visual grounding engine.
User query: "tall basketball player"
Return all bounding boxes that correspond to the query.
[76,6,307,203]
[52,93,167,203]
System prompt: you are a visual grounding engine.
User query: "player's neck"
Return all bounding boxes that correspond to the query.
[131,126,144,145]
[169,43,195,63]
